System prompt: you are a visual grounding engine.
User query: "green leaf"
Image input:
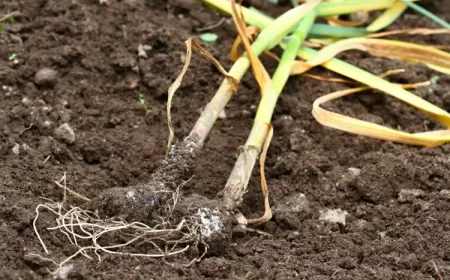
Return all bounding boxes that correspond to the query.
[8,15,15,23]
[138,92,147,105]
[199,32,218,44]
[430,76,439,85]
[0,23,3,32]
[8,53,17,61]
[378,231,388,240]
[268,0,278,4]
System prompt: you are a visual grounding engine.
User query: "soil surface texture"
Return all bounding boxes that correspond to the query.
[1,0,450,279]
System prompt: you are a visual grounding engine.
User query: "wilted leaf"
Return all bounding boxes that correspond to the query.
[166,37,238,156]
[306,38,450,75]
[312,81,450,147]
[247,124,273,225]
[230,0,273,96]
[230,26,260,61]
[366,1,407,32]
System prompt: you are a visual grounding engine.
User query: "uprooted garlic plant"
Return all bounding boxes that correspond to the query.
[31,0,450,273]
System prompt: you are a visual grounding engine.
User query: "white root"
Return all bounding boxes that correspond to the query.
[30,173,209,275]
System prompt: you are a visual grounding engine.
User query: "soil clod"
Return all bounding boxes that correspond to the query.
[34,68,58,87]
[54,123,76,144]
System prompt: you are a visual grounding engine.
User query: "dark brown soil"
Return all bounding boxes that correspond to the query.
[2,0,450,279]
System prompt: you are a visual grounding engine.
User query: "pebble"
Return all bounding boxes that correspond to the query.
[57,264,74,280]
[280,193,309,213]
[22,143,31,152]
[54,123,76,144]
[348,167,361,176]
[137,44,152,58]
[440,189,450,196]
[398,189,425,203]
[34,68,58,86]
[12,143,20,155]
[272,115,293,130]
[21,97,32,106]
[274,193,311,222]
[218,109,226,119]
[319,208,348,225]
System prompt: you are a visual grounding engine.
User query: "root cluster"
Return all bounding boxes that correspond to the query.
[31,174,208,274]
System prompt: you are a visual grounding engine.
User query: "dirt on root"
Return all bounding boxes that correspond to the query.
[1,0,450,279]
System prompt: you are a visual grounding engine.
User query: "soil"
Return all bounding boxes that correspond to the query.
[1,0,450,279]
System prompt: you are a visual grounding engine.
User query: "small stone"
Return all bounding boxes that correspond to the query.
[273,193,310,229]
[241,110,251,117]
[280,193,309,214]
[58,108,72,123]
[440,189,450,196]
[137,44,148,58]
[34,68,58,86]
[22,143,31,151]
[398,189,425,203]
[12,143,20,155]
[348,167,361,176]
[218,109,226,119]
[274,193,311,224]
[57,264,74,280]
[350,11,367,22]
[131,65,140,73]
[22,97,32,106]
[272,115,294,130]
[319,208,348,225]
[43,120,52,128]
[54,123,76,144]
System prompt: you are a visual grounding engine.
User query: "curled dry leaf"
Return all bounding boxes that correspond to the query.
[247,125,273,225]
[230,0,273,96]
[230,25,261,61]
[312,81,450,147]
[166,38,238,157]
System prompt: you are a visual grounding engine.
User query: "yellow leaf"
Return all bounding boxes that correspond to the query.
[229,26,261,61]
[366,1,407,32]
[306,38,450,75]
[230,0,272,96]
[247,124,273,225]
[312,82,450,147]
